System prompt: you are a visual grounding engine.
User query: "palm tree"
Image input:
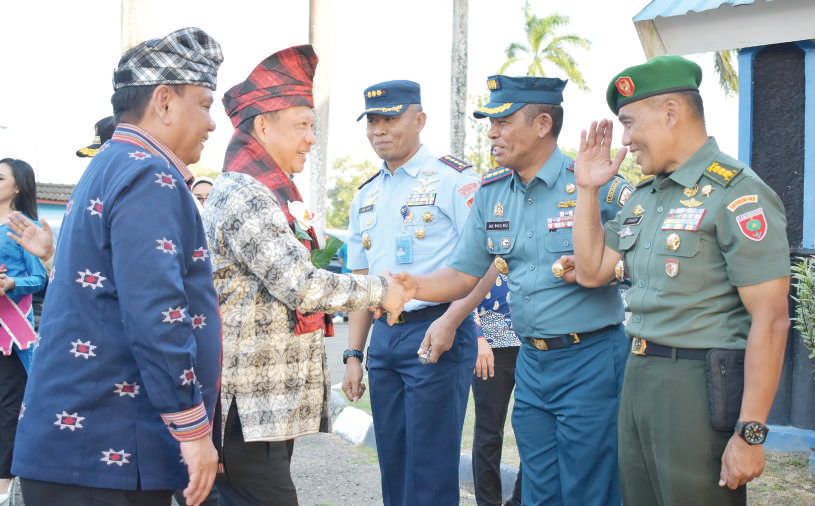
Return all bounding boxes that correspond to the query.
[714,49,738,96]
[498,2,591,90]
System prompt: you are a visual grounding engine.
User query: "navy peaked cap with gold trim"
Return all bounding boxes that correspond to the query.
[474,75,567,119]
[356,80,421,121]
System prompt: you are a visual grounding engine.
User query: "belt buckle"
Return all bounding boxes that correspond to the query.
[631,337,647,355]
[532,338,548,351]
[569,332,580,344]
[387,312,406,325]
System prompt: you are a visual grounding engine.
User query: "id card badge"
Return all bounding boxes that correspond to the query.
[395,231,413,264]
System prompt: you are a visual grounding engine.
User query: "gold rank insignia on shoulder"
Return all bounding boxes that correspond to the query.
[565,183,576,194]
[557,199,577,208]
[494,203,504,217]
[494,257,509,275]
[701,184,714,197]
[666,233,680,251]
[679,198,703,208]
[362,234,371,250]
[706,162,736,181]
[632,205,645,216]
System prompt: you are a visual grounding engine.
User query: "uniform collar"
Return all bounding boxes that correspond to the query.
[665,137,720,188]
[380,144,431,178]
[509,146,567,191]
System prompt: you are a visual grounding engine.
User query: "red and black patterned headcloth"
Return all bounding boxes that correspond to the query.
[222,45,319,129]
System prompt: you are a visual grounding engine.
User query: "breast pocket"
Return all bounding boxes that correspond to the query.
[486,230,517,256]
[654,230,702,292]
[544,229,574,254]
[358,209,377,233]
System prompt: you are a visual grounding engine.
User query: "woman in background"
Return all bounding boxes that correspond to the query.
[0,158,46,506]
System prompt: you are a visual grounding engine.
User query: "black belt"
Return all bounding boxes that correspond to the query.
[630,337,709,360]
[382,303,450,325]
[523,325,614,351]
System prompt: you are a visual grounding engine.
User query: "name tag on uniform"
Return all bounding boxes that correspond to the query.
[623,216,643,226]
[487,221,510,231]
[395,232,413,264]
[359,204,374,214]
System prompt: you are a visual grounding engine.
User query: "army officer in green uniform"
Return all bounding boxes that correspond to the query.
[570,55,790,506]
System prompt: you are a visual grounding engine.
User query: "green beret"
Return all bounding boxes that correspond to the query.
[606,55,702,114]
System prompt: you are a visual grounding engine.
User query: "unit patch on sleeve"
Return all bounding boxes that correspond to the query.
[727,195,758,212]
[618,185,633,206]
[458,182,479,197]
[606,179,621,203]
[661,208,706,231]
[736,207,767,241]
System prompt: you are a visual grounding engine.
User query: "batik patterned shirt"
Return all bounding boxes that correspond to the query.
[203,171,387,442]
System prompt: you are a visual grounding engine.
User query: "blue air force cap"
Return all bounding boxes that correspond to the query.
[356,80,421,121]
[474,75,567,118]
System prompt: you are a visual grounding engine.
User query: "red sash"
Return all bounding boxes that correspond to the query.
[0,294,37,355]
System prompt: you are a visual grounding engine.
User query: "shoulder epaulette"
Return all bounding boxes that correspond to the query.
[357,171,382,190]
[439,155,472,172]
[701,161,743,187]
[481,167,512,186]
[636,175,655,188]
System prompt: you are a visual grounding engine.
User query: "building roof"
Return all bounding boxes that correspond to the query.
[37,182,74,203]
[633,0,815,58]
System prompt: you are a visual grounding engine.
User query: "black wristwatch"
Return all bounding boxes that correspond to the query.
[342,349,364,364]
[734,420,769,445]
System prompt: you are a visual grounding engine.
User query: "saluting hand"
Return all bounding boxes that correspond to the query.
[575,119,628,190]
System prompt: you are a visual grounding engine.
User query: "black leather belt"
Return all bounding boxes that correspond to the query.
[382,303,450,325]
[523,325,614,351]
[630,337,709,360]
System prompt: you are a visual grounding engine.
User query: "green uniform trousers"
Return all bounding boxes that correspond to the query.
[618,353,746,506]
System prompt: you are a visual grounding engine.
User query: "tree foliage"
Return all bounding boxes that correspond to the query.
[466,93,495,175]
[498,2,591,90]
[326,156,378,229]
[714,49,739,96]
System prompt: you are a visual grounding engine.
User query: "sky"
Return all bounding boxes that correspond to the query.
[0,0,739,201]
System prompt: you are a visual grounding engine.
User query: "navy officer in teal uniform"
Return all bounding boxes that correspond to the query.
[394,75,632,506]
[341,80,479,506]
